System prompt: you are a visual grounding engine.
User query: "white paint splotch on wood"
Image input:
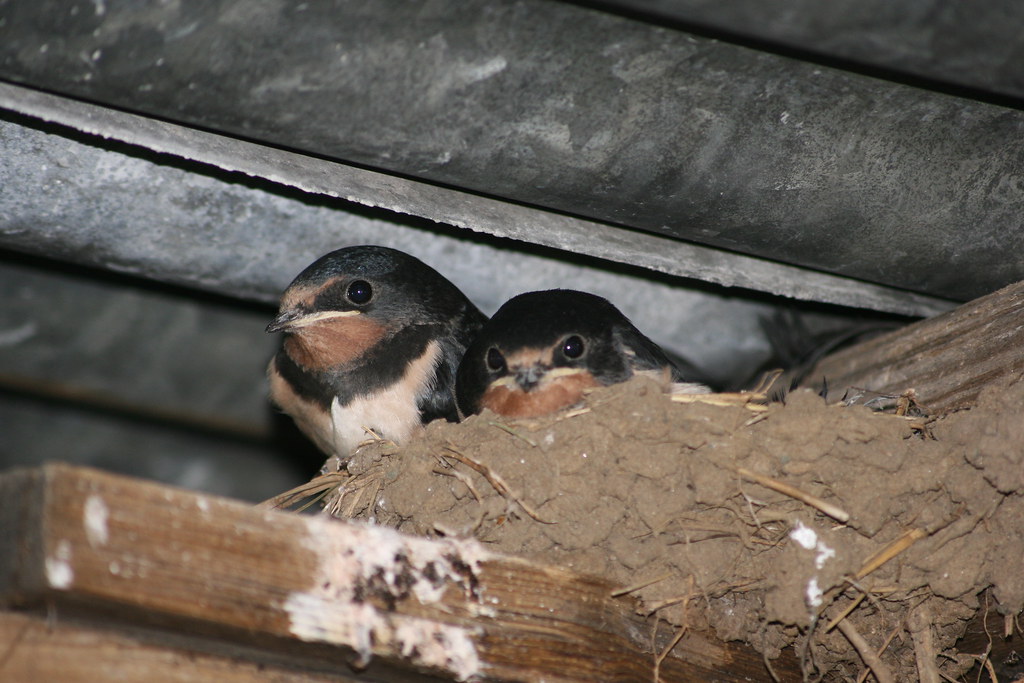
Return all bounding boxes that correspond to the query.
[284,518,489,681]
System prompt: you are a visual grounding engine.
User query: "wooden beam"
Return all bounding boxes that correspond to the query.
[0,464,798,682]
[801,279,1024,413]
[0,611,364,682]
[954,594,1024,681]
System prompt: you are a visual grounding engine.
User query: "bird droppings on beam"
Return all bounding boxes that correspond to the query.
[284,520,487,680]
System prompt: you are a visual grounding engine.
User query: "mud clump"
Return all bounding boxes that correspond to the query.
[330,374,1024,680]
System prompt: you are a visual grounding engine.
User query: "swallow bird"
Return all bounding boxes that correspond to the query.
[456,289,709,418]
[267,245,487,458]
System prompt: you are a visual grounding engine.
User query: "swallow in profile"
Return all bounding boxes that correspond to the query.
[455,289,709,418]
[267,245,487,458]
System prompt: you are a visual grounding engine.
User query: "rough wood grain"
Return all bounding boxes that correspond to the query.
[0,464,799,682]
[802,279,1024,413]
[0,611,362,682]
[954,593,1024,682]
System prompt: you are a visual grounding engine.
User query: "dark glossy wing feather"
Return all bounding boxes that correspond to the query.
[417,302,488,423]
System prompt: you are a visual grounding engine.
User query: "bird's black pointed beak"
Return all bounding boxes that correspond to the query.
[267,307,361,333]
[266,309,301,333]
[514,365,546,392]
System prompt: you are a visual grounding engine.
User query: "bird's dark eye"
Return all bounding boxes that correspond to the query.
[561,335,585,359]
[486,347,506,372]
[346,280,373,305]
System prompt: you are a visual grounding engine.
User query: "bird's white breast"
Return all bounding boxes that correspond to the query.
[329,339,443,456]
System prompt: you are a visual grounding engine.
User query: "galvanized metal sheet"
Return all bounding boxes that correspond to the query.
[0,1,1020,302]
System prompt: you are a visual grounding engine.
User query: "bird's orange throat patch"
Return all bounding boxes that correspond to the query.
[480,370,601,418]
[283,316,387,370]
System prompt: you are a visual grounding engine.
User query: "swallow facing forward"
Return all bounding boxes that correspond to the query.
[267,245,487,458]
[456,289,709,418]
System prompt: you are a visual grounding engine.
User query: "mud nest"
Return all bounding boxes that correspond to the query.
[311,374,1024,681]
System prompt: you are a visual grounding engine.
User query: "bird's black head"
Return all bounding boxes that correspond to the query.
[456,289,641,418]
[267,245,484,369]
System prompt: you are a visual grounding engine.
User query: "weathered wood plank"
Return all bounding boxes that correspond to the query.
[0,611,362,682]
[802,279,1024,413]
[955,595,1024,681]
[0,464,798,682]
